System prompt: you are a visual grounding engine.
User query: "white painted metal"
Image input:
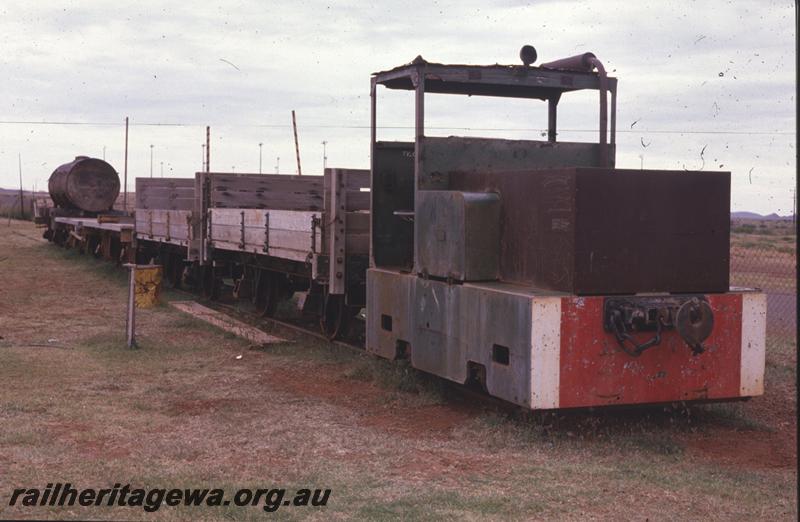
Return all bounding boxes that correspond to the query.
[530,297,562,409]
[740,291,767,397]
[54,216,134,233]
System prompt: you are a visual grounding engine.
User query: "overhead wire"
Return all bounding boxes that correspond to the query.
[0,120,794,136]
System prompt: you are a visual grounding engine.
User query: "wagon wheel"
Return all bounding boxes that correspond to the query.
[160,254,171,285]
[165,254,183,289]
[320,294,356,340]
[135,248,150,265]
[201,265,221,300]
[87,235,100,257]
[110,238,122,265]
[54,228,67,246]
[253,270,280,317]
[170,257,184,290]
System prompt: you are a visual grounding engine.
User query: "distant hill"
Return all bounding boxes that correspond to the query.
[732,211,794,220]
[0,187,132,212]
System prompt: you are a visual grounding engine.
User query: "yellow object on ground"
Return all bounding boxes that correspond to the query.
[134,265,162,308]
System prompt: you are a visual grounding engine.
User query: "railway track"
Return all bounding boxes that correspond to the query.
[168,285,518,414]
[171,287,364,352]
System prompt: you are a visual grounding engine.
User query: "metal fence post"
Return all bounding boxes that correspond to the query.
[125,264,137,348]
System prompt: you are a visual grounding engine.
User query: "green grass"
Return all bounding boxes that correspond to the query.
[342,356,448,404]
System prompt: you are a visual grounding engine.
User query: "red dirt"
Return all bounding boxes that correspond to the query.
[254,352,799,472]
[685,431,794,470]
[683,377,797,470]
[46,421,132,460]
[390,448,509,480]
[260,364,476,440]
[167,398,245,417]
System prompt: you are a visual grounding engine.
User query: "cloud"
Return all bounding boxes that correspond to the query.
[0,0,794,214]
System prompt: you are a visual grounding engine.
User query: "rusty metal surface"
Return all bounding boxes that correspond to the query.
[450,167,731,295]
[48,156,120,213]
[541,53,610,167]
[372,59,616,100]
[559,293,746,408]
[540,52,599,72]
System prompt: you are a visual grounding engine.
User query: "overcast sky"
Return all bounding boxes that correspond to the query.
[0,0,795,214]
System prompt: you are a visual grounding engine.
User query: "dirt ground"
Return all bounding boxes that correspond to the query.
[0,219,796,520]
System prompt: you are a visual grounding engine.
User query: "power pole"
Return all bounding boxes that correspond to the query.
[18,153,24,220]
[259,142,263,174]
[205,126,210,173]
[276,156,280,174]
[103,145,106,161]
[292,110,302,175]
[322,140,328,170]
[150,144,154,178]
[201,143,206,171]
[123,117,129,211]
[160,161,164,178]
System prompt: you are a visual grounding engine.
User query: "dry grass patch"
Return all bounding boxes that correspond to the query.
[0,220,796,521]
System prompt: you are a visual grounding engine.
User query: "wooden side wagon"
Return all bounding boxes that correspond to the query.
[135,169,369,337]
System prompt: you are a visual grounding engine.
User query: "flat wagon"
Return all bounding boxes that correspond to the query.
[134,168,370,337]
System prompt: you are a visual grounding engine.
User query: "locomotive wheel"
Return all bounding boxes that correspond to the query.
[253,270,280,317]
[201,265,221,300]
[320,294,356,340]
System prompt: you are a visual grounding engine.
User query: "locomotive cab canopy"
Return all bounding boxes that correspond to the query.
[369,47,620,275]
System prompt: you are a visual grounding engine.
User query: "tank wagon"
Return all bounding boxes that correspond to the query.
[42,156,134,262]
[366,49,766,409]
[134,168,369,337]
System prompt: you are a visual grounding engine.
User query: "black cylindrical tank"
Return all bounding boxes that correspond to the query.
[48,156,120,212]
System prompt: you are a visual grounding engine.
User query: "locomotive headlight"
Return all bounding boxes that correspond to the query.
[519,45,537,66]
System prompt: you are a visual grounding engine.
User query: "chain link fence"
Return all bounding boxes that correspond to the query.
[730,217,797,345]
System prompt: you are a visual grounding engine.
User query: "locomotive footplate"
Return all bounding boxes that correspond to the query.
[603,295,714,357]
